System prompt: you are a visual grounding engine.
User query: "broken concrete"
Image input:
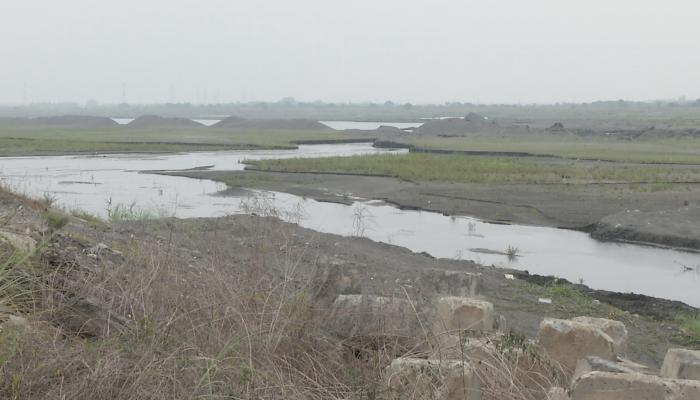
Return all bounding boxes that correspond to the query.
[420,269,483,297]
[661,348,700,381]
[459,335,568,399]
[570,371,700,400]
[433,296,494,335]
[572,356,642,382]
[327,294,421,338]
[538,318,615,373]
[572,317,628,355]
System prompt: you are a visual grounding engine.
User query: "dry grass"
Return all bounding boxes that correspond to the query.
[0,194,568,399]
[1,217,361,399]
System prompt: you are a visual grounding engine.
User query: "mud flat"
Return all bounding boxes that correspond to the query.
[172,168,700,251]
[591,207,700,251]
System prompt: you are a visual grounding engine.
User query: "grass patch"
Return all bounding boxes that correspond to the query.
[247,152,700,185]
[402,135,700,164]
[0,126,356,156]
[530,283,609,318]
[675,314,700,346]
[44,211,69,232]
[105,202,172,222]
[0,240,38,315]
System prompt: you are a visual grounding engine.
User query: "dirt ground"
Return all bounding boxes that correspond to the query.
[88,215,694,369]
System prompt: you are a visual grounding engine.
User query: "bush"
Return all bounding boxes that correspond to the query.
[44,211,69,232]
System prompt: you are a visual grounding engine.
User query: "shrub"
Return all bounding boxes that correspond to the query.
[44,211,69,232]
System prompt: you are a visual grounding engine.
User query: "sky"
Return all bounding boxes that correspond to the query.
[2,0,700,105]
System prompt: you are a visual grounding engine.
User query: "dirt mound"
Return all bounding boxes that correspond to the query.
[376,125,407,134]
[547,122,566,132]
[0,115,117,128]
[211,116,330,130]
[415,116,502,136]
[127,115,203,129]
[465,112,488,122]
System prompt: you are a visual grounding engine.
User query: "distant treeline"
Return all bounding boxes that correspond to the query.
[2,99,700,124]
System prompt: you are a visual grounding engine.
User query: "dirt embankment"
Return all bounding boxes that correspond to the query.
[126,115,204,129]
[511,271,698,321]
[591,207,700,251]
[211,115,331,130]
[413,113,537,137]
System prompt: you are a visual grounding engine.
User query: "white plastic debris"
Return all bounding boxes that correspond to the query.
[504,274,515,280]
[538,298,553,304]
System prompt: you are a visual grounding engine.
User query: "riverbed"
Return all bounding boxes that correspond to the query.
[1,143,698,305]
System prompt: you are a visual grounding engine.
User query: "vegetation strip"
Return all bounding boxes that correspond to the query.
[247,153,700,186]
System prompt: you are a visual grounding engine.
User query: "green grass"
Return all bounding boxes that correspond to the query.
[676,314,700,345]
[0,237,38,316]
[106,203,169,223]
[0,126,356,156]
[44,211,69,232]
[247,152,700,185]
[538,283,608,317]
[401,135,700,164]
[0,137,246,156]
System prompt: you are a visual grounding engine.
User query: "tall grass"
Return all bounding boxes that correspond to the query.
[0,215,384,399]
[105,199,177,223]
[1,212,570,399]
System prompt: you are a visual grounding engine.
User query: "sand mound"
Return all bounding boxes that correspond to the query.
[127,115,203,129]
[212,116,330,130]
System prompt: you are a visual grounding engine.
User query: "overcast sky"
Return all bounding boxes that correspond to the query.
[2,0,700,105]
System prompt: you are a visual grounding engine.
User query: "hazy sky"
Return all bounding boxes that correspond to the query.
[2,0,700,104]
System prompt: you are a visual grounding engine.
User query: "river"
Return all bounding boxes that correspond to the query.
[1,143,698,306]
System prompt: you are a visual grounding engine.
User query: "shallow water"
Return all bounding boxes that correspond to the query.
[110,118,423,130]
[0,143,403,218]
[1,144,699,306]
[319,121,423,130]
[111,117,135,124]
